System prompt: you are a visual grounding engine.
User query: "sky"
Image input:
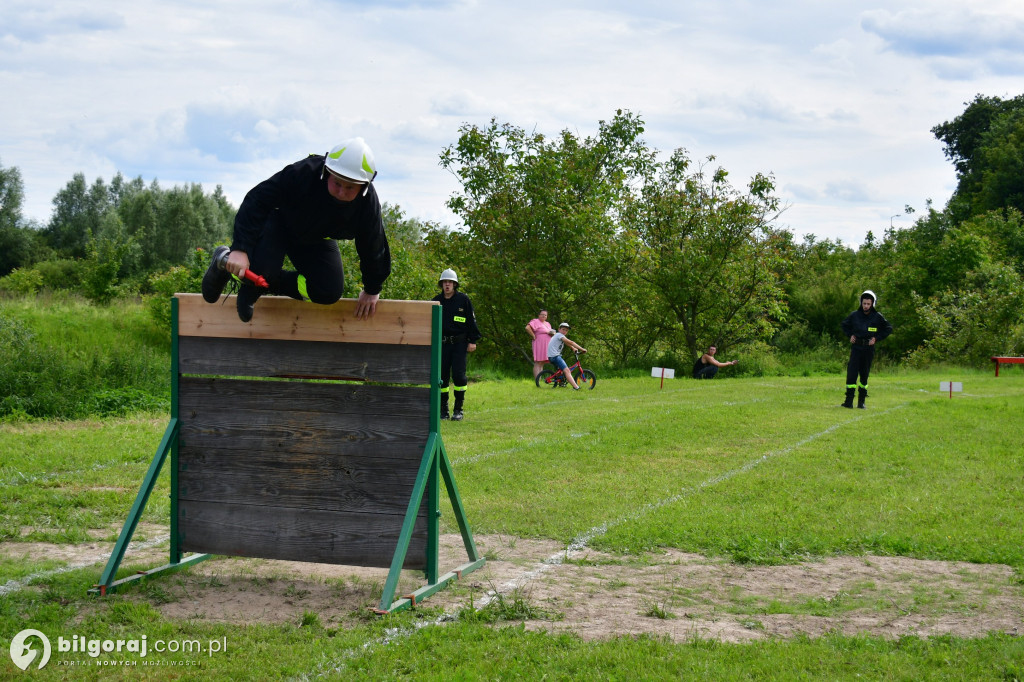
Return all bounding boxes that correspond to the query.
[2,0,1023,246]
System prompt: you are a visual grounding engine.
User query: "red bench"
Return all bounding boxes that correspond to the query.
[991,356,1024,376]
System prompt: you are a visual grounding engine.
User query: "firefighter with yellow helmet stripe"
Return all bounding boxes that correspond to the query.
[431,269,481,421]
[201,137,390,322]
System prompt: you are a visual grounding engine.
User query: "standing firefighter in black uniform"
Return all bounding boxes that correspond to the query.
[201,137,391,322]
[840,290,893,409]
[432,269,481,421]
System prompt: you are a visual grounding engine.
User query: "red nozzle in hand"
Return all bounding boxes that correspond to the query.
[242,270,268,289]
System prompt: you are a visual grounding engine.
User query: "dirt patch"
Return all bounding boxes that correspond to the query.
[2,523,169,567]
[6,533,1022,642]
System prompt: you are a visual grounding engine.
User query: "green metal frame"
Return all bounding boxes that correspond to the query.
[93,299,483,607]
[376,304,484,613]
[91,298,211,596]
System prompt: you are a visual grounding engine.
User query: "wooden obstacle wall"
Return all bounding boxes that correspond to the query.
[174,294,437,569]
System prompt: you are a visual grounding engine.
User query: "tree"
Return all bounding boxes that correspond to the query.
[0,157,23,233]
[933,94,1024,222]
[628,150,790,359]
[784,237,859,343]
[910,262,1024,365]
[0,158,36,276]
[337,203,439,301]
[45,174,111,258]
[438,110,656,363]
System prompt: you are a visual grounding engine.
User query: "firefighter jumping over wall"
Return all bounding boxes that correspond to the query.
[432,269,481,421]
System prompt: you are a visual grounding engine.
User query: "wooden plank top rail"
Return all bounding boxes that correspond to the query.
[176,293,437,345]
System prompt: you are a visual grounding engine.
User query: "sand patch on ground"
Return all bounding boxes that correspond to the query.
[10,532,1017,642]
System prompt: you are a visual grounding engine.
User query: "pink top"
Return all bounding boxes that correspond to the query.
[527,318,553,361]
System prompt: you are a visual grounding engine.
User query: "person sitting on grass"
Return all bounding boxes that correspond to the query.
[547,323,587,390]
[692,345,737,379]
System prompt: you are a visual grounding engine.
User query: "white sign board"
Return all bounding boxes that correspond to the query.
[651,367,675,379]
[940,382,963,392]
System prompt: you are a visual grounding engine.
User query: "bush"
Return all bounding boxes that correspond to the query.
[0,268,43,295]
[729,341,784,378]
[82,235,134,304]
[144,248,209,328]
[86,388,166,417]
[32,258,86,291]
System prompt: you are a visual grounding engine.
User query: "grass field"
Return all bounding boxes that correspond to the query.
[2,369,1023,680]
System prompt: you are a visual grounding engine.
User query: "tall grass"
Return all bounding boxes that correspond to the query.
[0,294,168,420]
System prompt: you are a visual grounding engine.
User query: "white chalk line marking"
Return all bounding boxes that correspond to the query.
[474,403,908,607]
[0,534,170,596]
[295,404,910,679]
[1,460,142,489]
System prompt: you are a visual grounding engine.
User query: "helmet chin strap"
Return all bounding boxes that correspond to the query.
[362,170,378,197]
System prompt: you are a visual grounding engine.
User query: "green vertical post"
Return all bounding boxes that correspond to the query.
[425,304,442,583]
[169,296,181,564]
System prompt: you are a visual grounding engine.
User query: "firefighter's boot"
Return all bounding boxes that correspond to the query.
[440,393,450,420]
[236,284,260,323]
[201,246,231,303]
[452,392,465,421]
[841,388,855,409]
[857,387,868,409]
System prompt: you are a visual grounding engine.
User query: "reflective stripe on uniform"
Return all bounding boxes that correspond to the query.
[297,275,310,302]
[846,384,857,389]
[453,316,466,323]
[440,385,450,394]
[454,384,467,392]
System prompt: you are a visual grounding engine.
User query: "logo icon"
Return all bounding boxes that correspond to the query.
[9,629,51,671]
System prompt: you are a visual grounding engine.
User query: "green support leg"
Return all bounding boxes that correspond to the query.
[92,419,183,595]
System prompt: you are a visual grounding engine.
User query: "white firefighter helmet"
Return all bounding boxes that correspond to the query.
[861,289,877,305]
[438,269,459,287]
[324,137,377,185]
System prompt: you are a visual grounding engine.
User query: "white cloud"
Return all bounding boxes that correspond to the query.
[0,0,1017,245]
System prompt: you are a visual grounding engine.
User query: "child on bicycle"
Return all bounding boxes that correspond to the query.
[547,323,587,390]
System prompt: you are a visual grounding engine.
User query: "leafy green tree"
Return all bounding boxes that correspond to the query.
[45,173,111,258]
[0,158,23,233]
[82,214,136,304]
[782,236,860,345]
[628,150,790,359]
[0,159,40,276]
[336,203,440,302]
[438,110,655,363]
[909,262,1024,365]
[933,93,1024,222]
[144,183,233,271]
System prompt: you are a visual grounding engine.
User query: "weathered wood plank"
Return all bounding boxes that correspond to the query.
[178,379,430,459]
[178,336,431,384]
[178,501,427,568]
[179,377,430,418]
[178,448,426,515]
[176,293,436,345]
